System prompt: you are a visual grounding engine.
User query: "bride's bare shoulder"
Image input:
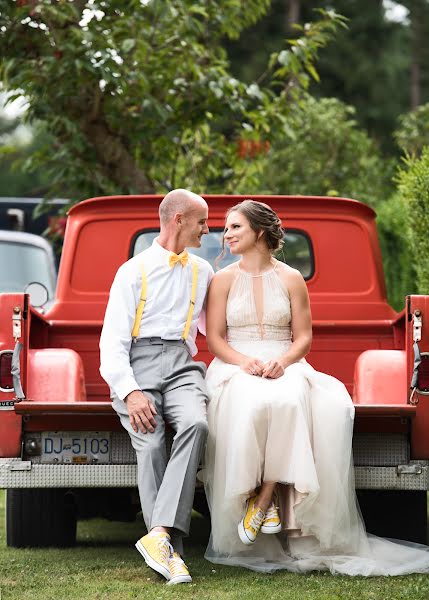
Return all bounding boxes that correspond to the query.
[274,260,306,292]
[275,260,302,277]
[213,262,239,283]
[208,263,238,296]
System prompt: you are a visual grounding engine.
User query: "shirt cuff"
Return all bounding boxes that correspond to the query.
[115,378,141,403]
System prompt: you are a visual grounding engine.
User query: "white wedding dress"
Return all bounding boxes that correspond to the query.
[203,263,429,575]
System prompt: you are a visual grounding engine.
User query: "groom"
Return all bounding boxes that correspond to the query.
[99,189,213,585]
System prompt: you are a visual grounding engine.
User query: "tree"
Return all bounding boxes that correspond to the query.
[0,104,52,197]
[394,101,429,156]
[254,96,394,206]
[396,147,429,294]
[376,193,418,310]
[400,0,429,110]
[226,0,427,154]
[0,1,345,208]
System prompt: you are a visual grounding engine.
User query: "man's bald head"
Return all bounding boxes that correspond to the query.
[159,189,207,226]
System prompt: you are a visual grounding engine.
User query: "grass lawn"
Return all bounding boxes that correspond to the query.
[0,490,428,600]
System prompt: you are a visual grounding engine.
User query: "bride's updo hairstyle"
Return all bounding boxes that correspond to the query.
[227,199,284,254]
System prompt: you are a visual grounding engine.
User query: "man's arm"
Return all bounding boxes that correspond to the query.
[99,264,158,433]
[99,264,141,399]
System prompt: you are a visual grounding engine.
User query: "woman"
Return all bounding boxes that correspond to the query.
[203,199,429,575]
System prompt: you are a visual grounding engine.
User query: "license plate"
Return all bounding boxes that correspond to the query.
[41,432,111,464]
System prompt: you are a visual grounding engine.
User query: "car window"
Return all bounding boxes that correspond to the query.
[132,229,313,279]
[0,242,56,297]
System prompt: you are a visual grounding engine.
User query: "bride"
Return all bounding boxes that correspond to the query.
[203,199,429,575]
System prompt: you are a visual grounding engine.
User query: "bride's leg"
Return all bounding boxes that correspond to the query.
[238,482,281,544]
[254,481,276,512]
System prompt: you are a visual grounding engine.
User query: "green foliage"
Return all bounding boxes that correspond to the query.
[396,146,429,294]
[226,0,418,155]
[255,96,393,206]
[376,193,417,311]
[395,102,429,156]
[0,1,345,211]
[0,116,53,197]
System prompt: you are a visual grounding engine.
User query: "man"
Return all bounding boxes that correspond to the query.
[100,189,213,585]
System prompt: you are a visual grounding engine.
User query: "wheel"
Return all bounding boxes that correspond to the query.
[356,490,428,544]
[6,488,77,548]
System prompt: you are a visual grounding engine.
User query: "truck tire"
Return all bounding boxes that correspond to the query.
[357,490,428,544]
[6,488,77,548]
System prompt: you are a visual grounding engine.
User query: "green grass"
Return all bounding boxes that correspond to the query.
[1,490,428,600]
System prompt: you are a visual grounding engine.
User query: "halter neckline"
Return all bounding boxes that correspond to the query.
[237,261,278,278]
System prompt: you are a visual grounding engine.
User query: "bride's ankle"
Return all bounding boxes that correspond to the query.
[254,496,270,513]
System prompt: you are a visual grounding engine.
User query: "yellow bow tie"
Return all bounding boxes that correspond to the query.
[169,250,189,268]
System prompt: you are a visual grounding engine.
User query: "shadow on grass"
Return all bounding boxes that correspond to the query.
[76,509,211,550]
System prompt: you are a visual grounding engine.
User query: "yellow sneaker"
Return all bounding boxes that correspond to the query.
[261,502,282,534]
[238,497,265,545]
[167,551,192,585]
[135,532,172,581]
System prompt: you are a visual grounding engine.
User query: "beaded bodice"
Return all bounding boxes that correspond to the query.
[226,264,292,342]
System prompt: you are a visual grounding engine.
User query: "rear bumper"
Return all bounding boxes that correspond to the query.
[0,459,137,488]
[1,458,428,490]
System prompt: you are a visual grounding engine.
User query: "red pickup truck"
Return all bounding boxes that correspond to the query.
[0,195,428,547]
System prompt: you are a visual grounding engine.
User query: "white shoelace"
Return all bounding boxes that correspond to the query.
[265,504,279,521]
[249,508,265,532]
[169,552,188,577]
[155,536,173,564]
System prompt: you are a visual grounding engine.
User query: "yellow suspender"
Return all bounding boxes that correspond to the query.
[182,258,199,341]
[131,258,199,342]
[131,262,147,340]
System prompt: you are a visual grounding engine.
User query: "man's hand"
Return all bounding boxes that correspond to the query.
[125,390,157,434]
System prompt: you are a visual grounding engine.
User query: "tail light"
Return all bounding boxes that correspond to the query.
[417,352,429,394]
[0,350,13,391]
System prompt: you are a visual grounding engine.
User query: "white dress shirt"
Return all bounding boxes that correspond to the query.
[99,238,214,401]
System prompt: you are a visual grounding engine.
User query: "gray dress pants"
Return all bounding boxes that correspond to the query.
[112,338,208,554]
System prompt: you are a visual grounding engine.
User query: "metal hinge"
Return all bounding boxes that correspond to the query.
[8,461,32,472]
[413,309,422,342]
[396,463,423,476]
[12,306,22,341]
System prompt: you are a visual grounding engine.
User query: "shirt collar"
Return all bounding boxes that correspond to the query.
[151,237,186,265]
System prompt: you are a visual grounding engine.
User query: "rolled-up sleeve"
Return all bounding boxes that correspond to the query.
[99,264,140,401]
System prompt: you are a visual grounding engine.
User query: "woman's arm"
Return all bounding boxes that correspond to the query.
[262,267,312,379]
[206,270,265,376]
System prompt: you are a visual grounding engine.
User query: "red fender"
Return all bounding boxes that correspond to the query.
[27,348,87,402]
[353,350,407,405]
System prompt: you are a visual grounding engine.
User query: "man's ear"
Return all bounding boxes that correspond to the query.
[174,212,183,226]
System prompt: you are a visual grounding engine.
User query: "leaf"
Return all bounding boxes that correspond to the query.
[277,50,290,67]
[306,63,320,83]
[247,83,263,100]
[121,39,135,53]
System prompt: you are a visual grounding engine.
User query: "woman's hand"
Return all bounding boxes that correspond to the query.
[261,359,285,379]
[239,357,265,376]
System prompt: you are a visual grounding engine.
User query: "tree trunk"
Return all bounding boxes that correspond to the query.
[82,119,155,193]
[286,0,301,34]
[410,0,422,109]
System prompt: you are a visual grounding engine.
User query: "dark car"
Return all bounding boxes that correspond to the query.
[0,197,68,236]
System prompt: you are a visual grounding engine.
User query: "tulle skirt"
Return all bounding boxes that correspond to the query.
[202,340,429,575]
